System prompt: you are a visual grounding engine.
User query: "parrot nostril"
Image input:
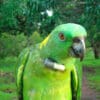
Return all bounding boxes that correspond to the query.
[73,37,81,43]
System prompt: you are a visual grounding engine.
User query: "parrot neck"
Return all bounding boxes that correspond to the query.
[60,57,76,65]
[39,35,53,59]
[39,44,76,64]
[39,35,51,49]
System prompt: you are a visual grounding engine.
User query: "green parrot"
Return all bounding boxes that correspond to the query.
[17,23,87,100]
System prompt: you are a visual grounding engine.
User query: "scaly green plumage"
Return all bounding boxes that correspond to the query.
[17,23,87,100]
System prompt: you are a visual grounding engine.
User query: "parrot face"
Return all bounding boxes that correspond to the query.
[40,23,87,62]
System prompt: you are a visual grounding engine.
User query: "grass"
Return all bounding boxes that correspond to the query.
[82,48,100,93]
[82,48,100,67]
[0,91,17,100]
[0,48,100,100]
[0,56,18,100]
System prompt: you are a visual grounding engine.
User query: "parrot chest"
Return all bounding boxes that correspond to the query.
[23,63,72,100]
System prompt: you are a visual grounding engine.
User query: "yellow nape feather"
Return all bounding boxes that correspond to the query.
[39,35,50,49]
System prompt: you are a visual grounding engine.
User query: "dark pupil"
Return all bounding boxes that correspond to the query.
[60,34,64,40]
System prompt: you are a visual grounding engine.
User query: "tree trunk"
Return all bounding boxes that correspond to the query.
[92,42,100,59]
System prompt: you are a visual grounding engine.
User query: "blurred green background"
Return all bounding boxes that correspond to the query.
[0,0,100,100]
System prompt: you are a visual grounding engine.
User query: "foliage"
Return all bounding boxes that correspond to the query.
[0,0,21,32]
[93,32,100,42]
[81,0,100,41]
[0,33,27,57]
[0,0,61,35]
[0,0,99,38]
[0,0,99,58]
[28,31,43,45]
[0,32,43,58]
[92,32,100,59]
[18,0,61,35]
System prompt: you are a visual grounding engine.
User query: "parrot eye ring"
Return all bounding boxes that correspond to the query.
[59,33,66,41]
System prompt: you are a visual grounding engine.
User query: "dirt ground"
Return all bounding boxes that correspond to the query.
[82,68,99,100]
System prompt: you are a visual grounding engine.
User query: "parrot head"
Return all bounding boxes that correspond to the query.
[40,23,87,62]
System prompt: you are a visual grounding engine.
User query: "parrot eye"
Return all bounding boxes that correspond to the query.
[59,33,66,41]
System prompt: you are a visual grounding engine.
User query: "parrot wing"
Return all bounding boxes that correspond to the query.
[75,60,82,100]
[71,66,79,100]
[16,48,30,100]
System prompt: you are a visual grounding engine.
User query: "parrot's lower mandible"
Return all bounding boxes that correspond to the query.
[17,23,87,100]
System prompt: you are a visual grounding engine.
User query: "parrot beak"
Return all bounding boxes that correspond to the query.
[71,37,86,61]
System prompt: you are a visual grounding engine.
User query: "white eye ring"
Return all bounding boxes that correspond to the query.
[59,33,66,41]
